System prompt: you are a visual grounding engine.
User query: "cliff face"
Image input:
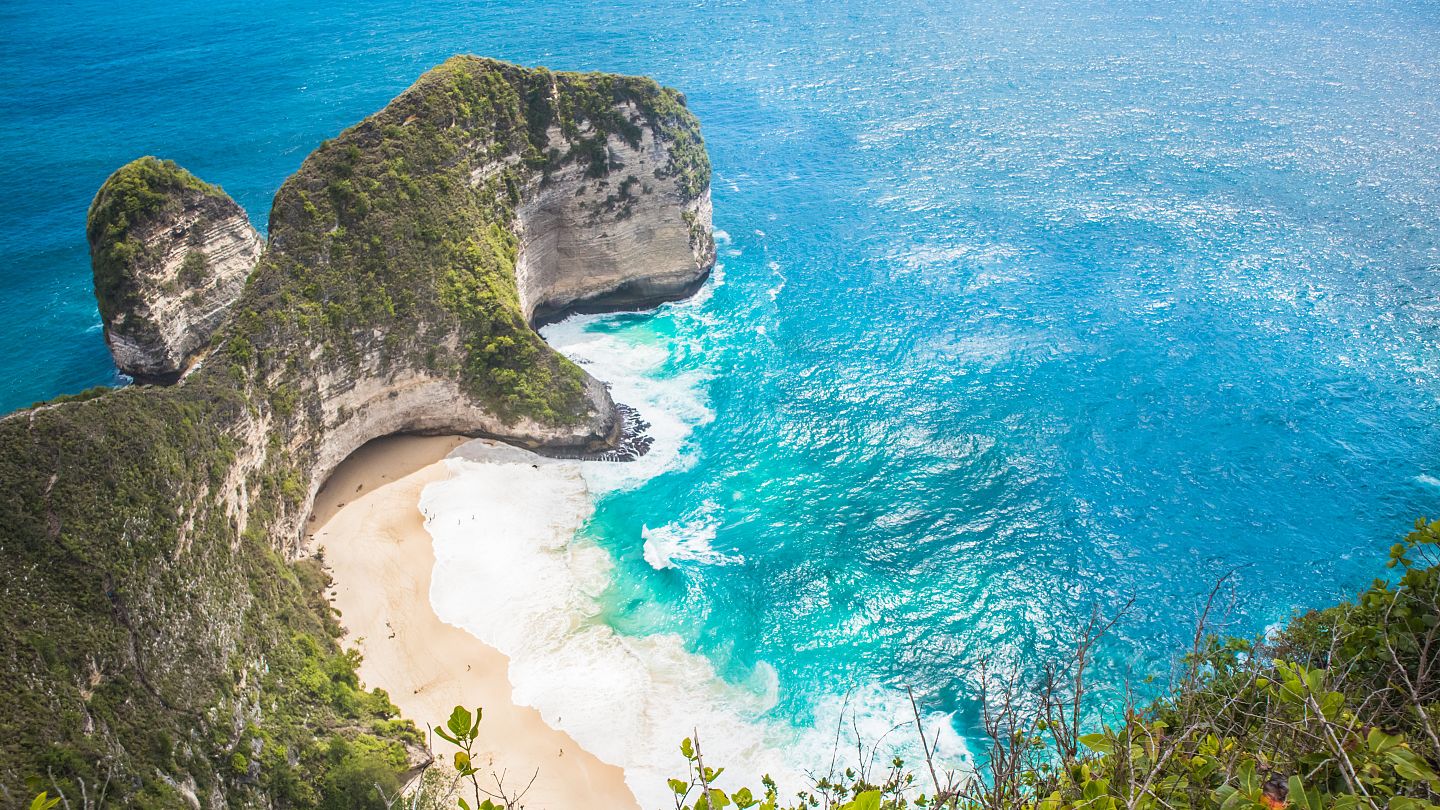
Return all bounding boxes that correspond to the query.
[87,158,262,381]
[0,56,712,806]
[516,104,716,324]
[226,57,714,550]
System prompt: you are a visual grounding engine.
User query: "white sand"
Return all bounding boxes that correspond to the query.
[311,434,639,809]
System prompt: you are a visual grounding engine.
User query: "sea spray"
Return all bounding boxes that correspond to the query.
[641,502,744,570]
[539,310,714,493]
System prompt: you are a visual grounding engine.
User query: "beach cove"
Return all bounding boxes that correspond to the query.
[310,434,638,809]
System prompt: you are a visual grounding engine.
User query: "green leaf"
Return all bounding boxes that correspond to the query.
[448,706,473,740]
[1368,727,1402,755]
[1319,691,1345,720]
[681,737,696,760]
[434,726,460,746]
[1237,760,1258,793]
[1218,789,1250,810]
[1080,733,1115,753]
[1388,747,1438,783]
[848,790,882,810]
[1189,754,1219,779]
[1288,776,1321,810]
[670,778,689,795]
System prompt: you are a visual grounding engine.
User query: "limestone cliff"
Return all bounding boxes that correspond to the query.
[0,56,712,807]
[88,158,262,381]
[515,100,716,324]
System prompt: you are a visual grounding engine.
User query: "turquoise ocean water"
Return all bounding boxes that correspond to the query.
[4,0,1439,789]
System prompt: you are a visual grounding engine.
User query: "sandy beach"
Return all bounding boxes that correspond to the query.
[310,434,639,809]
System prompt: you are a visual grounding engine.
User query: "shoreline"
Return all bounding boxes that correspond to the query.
[310,434,639,809]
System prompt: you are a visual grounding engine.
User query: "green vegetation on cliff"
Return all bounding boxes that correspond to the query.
[0,385,421,806]
[86,157,232,343]
[1,55,712,808]
[238,55,708,424]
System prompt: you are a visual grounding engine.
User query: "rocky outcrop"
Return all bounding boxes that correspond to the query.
[516,107,716,325]
[87,158,262,381]
[0,56,713,806]
[233,58,715,539]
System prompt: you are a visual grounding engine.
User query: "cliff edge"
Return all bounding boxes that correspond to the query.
[0,56,712,807]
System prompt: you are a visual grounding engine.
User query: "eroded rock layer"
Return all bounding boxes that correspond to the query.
[88,158,263,381]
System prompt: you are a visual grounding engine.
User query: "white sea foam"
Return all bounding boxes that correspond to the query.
[764,261,789,302]
[424,442,788,805]
[422,305,971,805]
[1417,473,1440,489]
[642,502,742,570]
[539,313,713,492]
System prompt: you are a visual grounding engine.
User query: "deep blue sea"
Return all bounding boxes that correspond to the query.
[4,0,1439,797]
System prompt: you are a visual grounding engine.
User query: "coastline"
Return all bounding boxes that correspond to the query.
[300,305,969,809]
[310,434,639,810]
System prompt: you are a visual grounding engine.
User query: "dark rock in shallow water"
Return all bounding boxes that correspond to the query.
[609,403,657,460]
[543,402,655,461]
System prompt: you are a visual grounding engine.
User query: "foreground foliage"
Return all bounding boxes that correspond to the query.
[660,519,1440,810]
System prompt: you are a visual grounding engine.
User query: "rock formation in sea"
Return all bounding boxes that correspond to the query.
[88,157,263,382]
[0,56,712,806]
